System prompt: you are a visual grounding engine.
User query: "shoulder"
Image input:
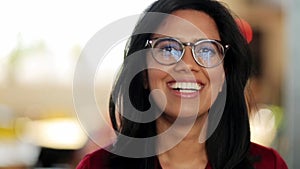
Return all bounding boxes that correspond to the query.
[76,148,111,169]
[249,142,288,169]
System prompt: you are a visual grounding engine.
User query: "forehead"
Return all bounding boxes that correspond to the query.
[153,10,220,41]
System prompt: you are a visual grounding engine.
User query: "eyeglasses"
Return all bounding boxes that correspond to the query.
[146,37,229,68]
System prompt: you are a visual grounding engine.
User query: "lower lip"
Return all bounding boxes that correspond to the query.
[170,88,201,98]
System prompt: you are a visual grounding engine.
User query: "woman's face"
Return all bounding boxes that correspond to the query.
[146,10,225,119]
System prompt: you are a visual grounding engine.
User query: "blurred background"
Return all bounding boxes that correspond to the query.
[0,0,299,168]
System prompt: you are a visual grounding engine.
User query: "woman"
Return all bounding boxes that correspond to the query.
[77,0,288,168]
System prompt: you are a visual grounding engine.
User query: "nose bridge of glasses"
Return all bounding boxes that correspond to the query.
[182,42,194,49]
[182,42,198,59]
[180,42,199,66]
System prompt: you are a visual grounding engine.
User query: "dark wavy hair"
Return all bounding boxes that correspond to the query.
[108,0,254,168]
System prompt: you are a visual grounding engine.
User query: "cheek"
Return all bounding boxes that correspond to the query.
[146,54,169,90]
[206,66,225,99]
[211,72,224,89]
[208,65,225,86]
[147,69,168,90]
[147,66,170,113]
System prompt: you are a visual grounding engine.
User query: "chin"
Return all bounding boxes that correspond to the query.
[164,106,208,120]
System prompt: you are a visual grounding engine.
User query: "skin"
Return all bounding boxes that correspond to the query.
[146,10,225,168]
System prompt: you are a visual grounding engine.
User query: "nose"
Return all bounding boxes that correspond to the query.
[173,47,201,72]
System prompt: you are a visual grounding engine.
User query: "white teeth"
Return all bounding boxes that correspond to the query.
[178,89,196,93]
[169,82,202,91]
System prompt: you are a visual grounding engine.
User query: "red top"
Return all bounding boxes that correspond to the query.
[76,142,288,169]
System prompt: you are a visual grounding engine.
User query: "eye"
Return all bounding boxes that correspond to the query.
[161,45,175,52]
[161,45,180,53]
[193,42,223,67]
[196,47,216,59]
[156,40,180,50]
[160,46,182,60]
[154,40,182,58]
[195,41,220,58]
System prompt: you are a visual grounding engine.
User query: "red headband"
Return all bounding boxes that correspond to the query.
[235,18,253,44]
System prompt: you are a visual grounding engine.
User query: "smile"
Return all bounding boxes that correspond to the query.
[167,82,203,94]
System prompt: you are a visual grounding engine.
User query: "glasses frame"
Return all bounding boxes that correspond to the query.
[146,37,230,68]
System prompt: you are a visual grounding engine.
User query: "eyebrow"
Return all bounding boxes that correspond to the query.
[150,36,221,43]
[151,35,200,42]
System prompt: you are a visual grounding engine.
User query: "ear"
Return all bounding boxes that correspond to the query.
[142,71,149,89]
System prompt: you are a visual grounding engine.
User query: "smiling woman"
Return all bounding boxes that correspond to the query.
[146,10,226,120]
[76,0,288,169]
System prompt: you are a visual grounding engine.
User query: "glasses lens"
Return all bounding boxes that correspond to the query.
[193,40,225,67]
[152,38,183,65]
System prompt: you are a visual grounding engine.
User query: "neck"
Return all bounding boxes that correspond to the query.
[156,113,208,169]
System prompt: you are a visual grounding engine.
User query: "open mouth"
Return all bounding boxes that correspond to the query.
[168,82,203,93]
